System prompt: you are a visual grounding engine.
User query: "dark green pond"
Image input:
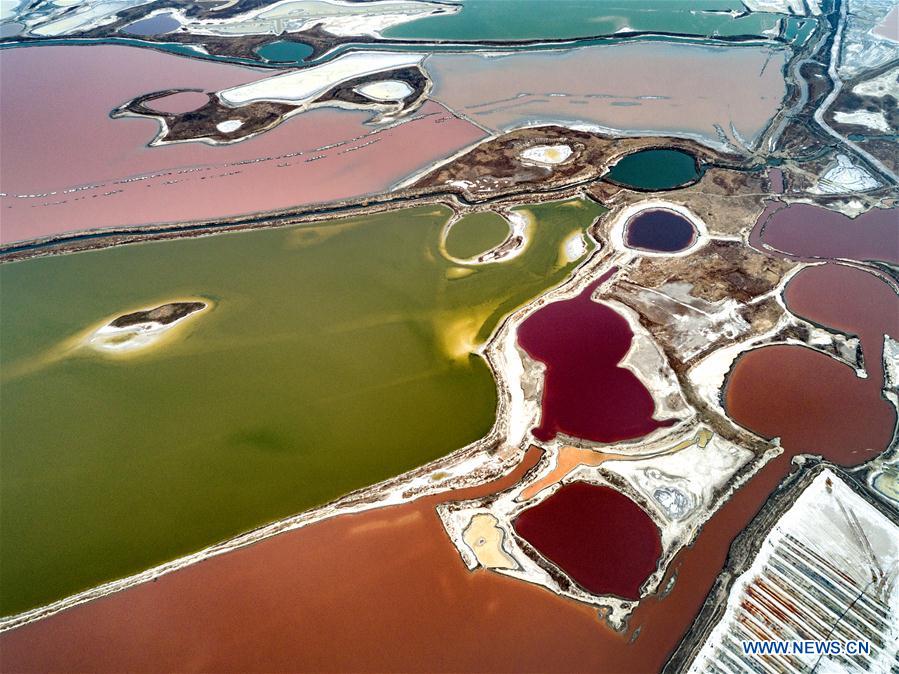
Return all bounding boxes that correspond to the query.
[255,40,313,63]
[605,149,700,190]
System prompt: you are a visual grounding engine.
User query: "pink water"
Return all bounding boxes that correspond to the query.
[0,46,487,244]
[751,201,899,264]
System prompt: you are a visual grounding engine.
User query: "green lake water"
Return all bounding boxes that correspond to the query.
[444,211,511,259]
[0,198,604,615]
[255,39,313,63]
[384,1,782,41]
[605,148,700,190]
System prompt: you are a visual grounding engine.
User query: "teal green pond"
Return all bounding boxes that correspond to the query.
[255,39,313,63]
[384,0,784,41]
[0,198,604,616]
[605,149,700,190]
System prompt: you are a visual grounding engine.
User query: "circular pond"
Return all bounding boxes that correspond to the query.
[624,209,697,252]
[255,40,313,63]
[444,212,510,259]
[605,149,699,190]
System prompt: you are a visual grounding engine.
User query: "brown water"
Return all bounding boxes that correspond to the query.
[726,345,894,459]
[427,44,787,147]
[727,262,896,461]
[785,262,898,384]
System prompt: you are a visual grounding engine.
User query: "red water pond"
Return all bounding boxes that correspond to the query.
[517,271,676,443]
[751,201,899,264]
[727,263,897,463]
[785,262,898,379]
[514,481,661,600]
[0,45,487,244]
[726,344,895,460]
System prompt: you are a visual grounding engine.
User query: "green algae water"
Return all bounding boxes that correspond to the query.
[0,198,604,615]
[605,149,700,190]
[384,1,782,41]
[444,211,511,259]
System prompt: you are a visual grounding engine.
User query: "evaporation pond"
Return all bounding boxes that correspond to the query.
[123,13,180,35]
[625,209,697,252]
[605,149,699,190]
[444,212,510,259]
[383,0,781,41]
[256,40,313,63]
[0,197,604,615]
[514,481,662,599]
[516,272,675,443]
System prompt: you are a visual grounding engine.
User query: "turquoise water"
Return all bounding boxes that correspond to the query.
[782,16,816,45]
[384,0,783,41]
[0,4,811,70]
[256,39,313,63]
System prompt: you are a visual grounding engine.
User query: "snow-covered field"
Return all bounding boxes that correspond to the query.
[519,144,574,166]
[833,110,893,133]
[814,153,880,193]
[219,52,424,106]
[178,0,455,38]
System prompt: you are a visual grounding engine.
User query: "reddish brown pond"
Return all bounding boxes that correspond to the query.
[513,481,662,600]
[517,271,676,443]
[727,262,897,464]
[726,345,895,461]
[751,201,899,264]
[784,262,898,380]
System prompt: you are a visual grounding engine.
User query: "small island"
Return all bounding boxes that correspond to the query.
[88,301,208,353]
